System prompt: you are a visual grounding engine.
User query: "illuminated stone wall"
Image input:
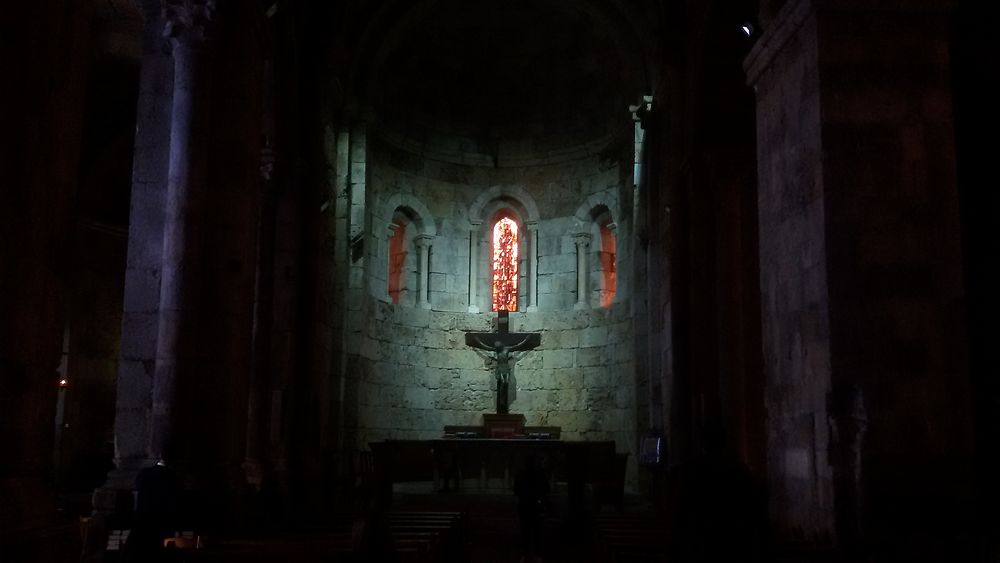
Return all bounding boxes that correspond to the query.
[342,129,642,487]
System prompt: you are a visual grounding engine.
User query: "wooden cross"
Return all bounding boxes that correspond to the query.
[465,310,541,414]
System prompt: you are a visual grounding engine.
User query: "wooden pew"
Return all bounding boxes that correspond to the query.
[172,534,358,562]
[591,515,668,563]
[382,510,468,563]
[162,517,362,562]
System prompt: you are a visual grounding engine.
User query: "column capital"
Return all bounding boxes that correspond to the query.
[162,0,218,48]
[526,220,539,231]
[629,95,653,127]
[574,232,592,247]
[414,234,434,248]
[387,223,401,239]
[259,145,275,182]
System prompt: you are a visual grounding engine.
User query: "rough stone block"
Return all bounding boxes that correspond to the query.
[583,367,610,389]
[403,386,433,408]
[580,326,609,348]
[115,360,152,407]
[542,349,575,369]
[119,312,160,360]
[576,347,605,367]
[539,253,576,275]
[510,344,539,367]
[536,274,554,294]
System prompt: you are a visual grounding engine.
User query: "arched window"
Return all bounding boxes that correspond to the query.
[587,205,616,308]
[492,217,519,311]
[388,221,407,304]
[598,222,616,307]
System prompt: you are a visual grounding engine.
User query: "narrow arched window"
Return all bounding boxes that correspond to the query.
[599,222,616,307]
[492,217,519,311]
[388,222,407,304]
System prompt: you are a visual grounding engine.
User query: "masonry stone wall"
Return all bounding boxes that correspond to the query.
[746,2,835,541]
[366,132,631,312]
[349,300,638,487]
[346,127,640,487]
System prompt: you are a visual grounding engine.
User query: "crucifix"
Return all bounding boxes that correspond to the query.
[465,310,541,414]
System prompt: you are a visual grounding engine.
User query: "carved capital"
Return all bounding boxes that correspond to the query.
[574,233,592,248]
[414,234,434,249]
[629,95,653,127]
[162,0,217,47]
[259,146,275,182]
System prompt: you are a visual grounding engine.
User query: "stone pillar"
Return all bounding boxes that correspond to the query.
[244,145,277,488]
[745,0,973,555]
[468,223,481,313]
[151,0,217,462]
[527,222,539,312]
[415,235,433,309]
[574,233,591,310]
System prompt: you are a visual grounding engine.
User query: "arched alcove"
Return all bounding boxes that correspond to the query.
[489,213,521,312]
[378,194,437,307]
[590,206,617,308]
[574,199,622,309]
[466,187,540,312]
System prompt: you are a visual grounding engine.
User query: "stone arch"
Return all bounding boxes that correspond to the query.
[383,193,437,237]
[468,185,540,225]
[572,193,620,229]
[380,194,437,307]
[572,199,620,309]
[466,186,540,312]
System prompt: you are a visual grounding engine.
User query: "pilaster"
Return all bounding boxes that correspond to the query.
[573,233,591,311]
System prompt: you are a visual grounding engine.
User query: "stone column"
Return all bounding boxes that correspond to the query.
[88,4,175,544]
[574,233,591,310]
[468,223,481,313]
[151,0,217,462]
[415,235,433,310]
[745,0,973,554]
[244,145,277,488]
[527,222,539,312]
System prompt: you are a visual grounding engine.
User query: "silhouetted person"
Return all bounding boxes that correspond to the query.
[124,459,181,561]
[513,454,550,562]
[667,423,765,563]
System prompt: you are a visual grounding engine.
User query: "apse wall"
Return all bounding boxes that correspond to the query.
[346,130,640,486]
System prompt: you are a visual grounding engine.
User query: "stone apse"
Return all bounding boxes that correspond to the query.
[326,117,644,488]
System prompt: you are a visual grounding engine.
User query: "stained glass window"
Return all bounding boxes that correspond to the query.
[599,224,616,307]
[492,217,518,311]
[388,223,406,304]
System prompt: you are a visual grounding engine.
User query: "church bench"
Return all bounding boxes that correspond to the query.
[386,526,458,559]
[590,516,668,563]
[382,510,468,563]
[385,512,465,530]
[372,438,618,499]
[175,540,358,563]
[390,534,440,556]
[164,527,360,562]
[594,532,667,562]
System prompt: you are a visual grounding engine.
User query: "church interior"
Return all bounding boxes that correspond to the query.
[1,0,995,561]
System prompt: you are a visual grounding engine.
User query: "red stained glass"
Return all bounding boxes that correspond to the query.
[492,218,518,311]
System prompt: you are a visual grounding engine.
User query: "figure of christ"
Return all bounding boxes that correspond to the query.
[467,334,536,415]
